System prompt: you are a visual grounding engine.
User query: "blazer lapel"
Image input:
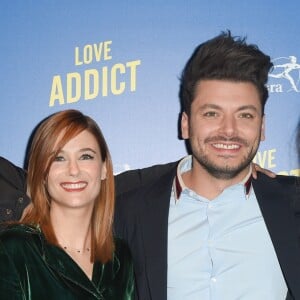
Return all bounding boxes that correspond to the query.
[139,168,176,300]
[253,175,300,299]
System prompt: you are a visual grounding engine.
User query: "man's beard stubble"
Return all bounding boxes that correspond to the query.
[191,136,260,180]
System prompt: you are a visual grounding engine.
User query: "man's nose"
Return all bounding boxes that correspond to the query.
[219,115,237,137]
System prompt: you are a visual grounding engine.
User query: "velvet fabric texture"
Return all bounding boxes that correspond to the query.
[0,224,134,299]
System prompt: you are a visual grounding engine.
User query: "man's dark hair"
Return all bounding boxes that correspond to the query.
[179,31,273,115]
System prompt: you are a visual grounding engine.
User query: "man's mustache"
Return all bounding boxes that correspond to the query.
[204,136,249,147]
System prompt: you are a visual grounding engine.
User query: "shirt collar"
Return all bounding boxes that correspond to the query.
[173,155,253,202]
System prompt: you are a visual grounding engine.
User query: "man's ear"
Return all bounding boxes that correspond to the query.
[260,115,266,141]
[181,112,190,140]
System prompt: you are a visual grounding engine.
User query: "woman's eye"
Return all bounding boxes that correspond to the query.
[54,155,65,162]
[81,154,94,160]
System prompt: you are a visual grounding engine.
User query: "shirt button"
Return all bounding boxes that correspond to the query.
[208,204,213,209]
[18,197,24,204]
[6,209,12,215]
[211,277,217,283]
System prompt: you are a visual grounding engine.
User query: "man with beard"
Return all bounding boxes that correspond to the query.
[115,31,300,300]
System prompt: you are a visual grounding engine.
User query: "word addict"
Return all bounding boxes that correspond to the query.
[49,60,141,106]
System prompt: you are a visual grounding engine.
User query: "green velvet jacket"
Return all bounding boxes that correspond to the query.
[0,224,134,299]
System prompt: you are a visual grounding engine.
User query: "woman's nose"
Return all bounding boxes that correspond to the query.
[68,159,80,176]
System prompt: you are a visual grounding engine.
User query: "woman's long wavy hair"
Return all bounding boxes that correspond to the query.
[22,109,115,263]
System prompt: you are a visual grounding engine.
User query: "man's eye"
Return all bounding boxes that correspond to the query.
[204,111,217,117]
[81,154,94,160]
[240,113,254,119]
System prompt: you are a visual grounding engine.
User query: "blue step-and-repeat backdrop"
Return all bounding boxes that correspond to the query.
[0,1,299,175]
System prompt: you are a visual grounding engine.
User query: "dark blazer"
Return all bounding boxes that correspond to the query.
[114,161,300,300]
[0,157,30,221]
[0,224,134,299]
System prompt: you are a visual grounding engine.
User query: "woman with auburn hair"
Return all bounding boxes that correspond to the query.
[0,110,134,299]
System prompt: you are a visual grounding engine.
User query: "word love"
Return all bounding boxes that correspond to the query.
[253,149,276,169]
[74,41,112,65]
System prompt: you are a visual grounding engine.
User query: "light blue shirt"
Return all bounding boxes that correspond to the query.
[167,156,287,300]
